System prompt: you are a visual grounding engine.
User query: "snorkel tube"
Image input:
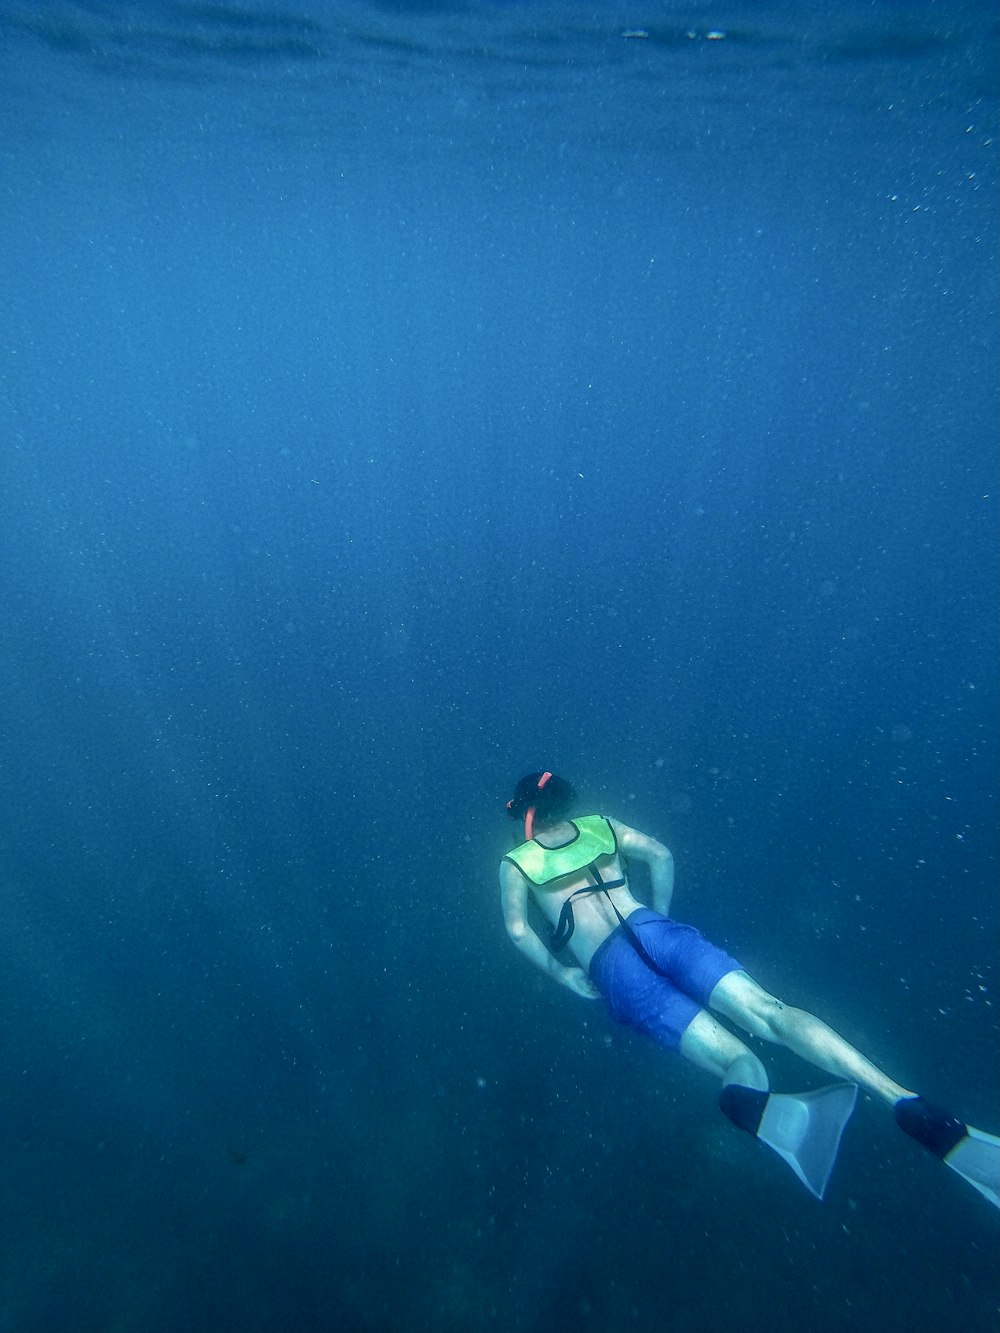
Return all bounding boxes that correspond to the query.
[523,770,553,842]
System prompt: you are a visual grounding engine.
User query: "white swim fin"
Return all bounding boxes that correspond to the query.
[721,1082,858,1200]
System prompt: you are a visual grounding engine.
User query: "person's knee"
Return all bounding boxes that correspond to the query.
[723,1050,769,1092]
[758,1000,825,1049]
[681,1011,752,1079]
[712,974,803,1045]
[743,994,795,1044]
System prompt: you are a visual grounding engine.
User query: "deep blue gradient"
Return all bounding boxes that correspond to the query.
[1,4,997,1331]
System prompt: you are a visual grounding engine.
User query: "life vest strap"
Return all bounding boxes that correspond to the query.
[551,863,667,983]
[550,861,627,952]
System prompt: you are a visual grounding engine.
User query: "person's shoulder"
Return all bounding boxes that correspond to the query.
[499,855,525,885]
[609,818,670,855]
[606,815,641,837]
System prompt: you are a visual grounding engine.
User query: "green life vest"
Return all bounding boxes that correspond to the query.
[503,814,617,886]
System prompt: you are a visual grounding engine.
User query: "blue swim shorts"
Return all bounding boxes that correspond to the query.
[589,907,742,1052]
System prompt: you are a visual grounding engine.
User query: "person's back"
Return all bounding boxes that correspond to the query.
[502,811,646,971]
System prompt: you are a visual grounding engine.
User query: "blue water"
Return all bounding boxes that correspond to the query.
[1,3,997,1330]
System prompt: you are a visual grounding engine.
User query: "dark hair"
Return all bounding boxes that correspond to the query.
[506,772,576,825]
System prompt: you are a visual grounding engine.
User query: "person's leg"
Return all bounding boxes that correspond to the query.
[706,970,1000,1208]
[678,1002,859,1200]
[679,1008,769,1090]
[708,970,913,1105]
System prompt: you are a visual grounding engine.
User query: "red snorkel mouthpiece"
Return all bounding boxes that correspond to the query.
[524,771,553,841]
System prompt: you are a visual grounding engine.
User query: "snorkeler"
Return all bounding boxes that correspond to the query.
[499,771,999,1205]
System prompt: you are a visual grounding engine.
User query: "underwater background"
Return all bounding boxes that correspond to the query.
[0,2,997,1330]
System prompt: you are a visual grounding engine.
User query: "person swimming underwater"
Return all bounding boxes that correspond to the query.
[498,771,999,1205]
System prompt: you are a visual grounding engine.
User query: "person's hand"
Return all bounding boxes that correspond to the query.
[563,968,601,999]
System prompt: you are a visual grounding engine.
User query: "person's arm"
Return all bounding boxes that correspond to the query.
[499,861,600,998]
[609,819,675,916]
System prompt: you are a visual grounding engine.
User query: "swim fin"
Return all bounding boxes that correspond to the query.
[720,1082,858,1200]
[895,1095,1000,1209]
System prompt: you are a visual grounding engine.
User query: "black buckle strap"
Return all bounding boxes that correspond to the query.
[550,862,627,952]
[550,862,664,981]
